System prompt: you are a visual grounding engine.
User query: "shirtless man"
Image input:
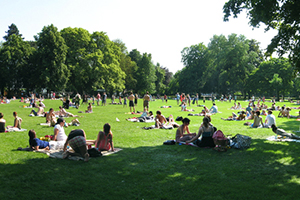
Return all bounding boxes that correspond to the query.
[278,107,290,118]
[46,108,57,126]
[143,92,150,111]
[154,110,167,128]
[30,104,44,116]
[57,106,79,117]
[128,92,135,113]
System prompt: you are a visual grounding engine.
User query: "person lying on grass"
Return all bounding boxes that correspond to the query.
[271,124,300,140]
[181,102,194,112]
[126,109,154,122]
[186,117,216,148]
[221,111,246,121]
[63,129,89,161]
[95,123,114,151]
[28,129,50,150]
[175,118,196,143]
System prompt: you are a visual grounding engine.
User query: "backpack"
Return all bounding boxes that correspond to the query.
[87,148,102,157]
[212,130,228,146]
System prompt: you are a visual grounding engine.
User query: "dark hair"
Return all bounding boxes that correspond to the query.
[156,110,161,115]
[0,113,3,119]
[149,111,153,115]
[13,111,17,116]
[56,117,65,125]
[28,129,36,140]
[49,108,53,112]
[203,117,209,128]
[255,111,260,116]
[268,110,273,114]
[104,123,111,135]
[182,118,190,124]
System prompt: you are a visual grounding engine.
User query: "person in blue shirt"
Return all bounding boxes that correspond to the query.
[28,129,50,150]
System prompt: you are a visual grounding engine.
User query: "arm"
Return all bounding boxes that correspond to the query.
[13,118,18,128]
[63,139,69,151]
[53,127,58,141]
[109,132,114,151]
[95,132,104,149]
[186,127,202,143]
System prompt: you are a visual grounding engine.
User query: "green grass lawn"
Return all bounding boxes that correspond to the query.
[1,98,300,200]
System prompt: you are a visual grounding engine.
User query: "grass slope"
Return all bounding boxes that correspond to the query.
[0,99,300,200]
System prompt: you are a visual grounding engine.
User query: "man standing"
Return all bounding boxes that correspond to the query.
[128,92,135,113]
[143,92,150,111]
[102,92,107,106]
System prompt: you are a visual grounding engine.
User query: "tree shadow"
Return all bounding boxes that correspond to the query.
[1,140,300,199]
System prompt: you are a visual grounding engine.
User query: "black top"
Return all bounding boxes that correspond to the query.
[0,122,5,132]
[67,129,84,140]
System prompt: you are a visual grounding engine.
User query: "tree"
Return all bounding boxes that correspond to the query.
[223,0,300,71]
[155,63,166,94]
[0,34,34,96]
[34,24,69,92]
[247,58,294,99]
[3,23,23,41]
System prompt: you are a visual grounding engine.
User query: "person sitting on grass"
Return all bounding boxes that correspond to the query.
[95,123,114,151]
[271,124,300,140]
[221,111,246,121]
[209,103,218,114]
[28,129,50,150]
[53,118,67,141]
[181,102,194,112]
[30,103,44,116]
[63,129,89,161]
[264,110,276,128]
[154,110,167,128]
[175,118,196,143]
[278,107,290,118]
[250,111,264,128]
[46,108,57,126]
[246,110,255,120]
[6,112,22,129]
[0,113,6,133]
[186,117,215,148]
[85,103,93,113]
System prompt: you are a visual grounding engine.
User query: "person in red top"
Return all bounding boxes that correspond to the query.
[95,123,114,151]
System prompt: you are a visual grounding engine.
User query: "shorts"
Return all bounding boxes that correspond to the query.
[69,136,86,149]
[129,100,134,107]
[143,100,149,107]
[32,109,37,116]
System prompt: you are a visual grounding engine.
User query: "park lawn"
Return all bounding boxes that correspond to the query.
[0,98,300,200]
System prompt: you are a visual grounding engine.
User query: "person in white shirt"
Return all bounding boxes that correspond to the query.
[53,118,67,141]
[209,103,218,114]
[265,110,276,128]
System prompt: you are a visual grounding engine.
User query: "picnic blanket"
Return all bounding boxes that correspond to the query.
[6,128,27,132]
[127,118,155,123]
[266,136,300,143]
[17,146,123,161]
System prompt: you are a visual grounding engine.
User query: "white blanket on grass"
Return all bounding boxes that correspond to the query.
[266,136,300,143]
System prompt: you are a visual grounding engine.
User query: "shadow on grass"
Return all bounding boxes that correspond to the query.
[1,140,300,199]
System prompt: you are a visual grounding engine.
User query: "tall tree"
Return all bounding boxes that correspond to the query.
[3,23,23,41]
[0,34,34,96]
[155,63,166,94]
[223,0,300,71]
[34,24,69,92]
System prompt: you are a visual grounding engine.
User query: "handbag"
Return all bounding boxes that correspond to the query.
[231,134,251,149]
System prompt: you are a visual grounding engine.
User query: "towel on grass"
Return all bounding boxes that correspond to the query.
[17,146,123,161]
[6,128,27,132]
[266,136,300,143]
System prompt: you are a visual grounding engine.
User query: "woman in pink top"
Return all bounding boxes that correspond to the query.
[95,123,114,151]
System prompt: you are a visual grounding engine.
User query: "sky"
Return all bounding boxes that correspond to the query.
[0,0,278,73]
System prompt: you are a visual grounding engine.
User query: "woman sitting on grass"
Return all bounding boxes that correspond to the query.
[175,118,196,143]
[85,103,93,113]
[28,129,50,150]
[95,123,114,151]
[6,112,22,129]
[186,117,215,148]
[46,108,57,126]
[53,118,67,141]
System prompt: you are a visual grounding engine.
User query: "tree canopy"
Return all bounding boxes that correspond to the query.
[223,0,300,71]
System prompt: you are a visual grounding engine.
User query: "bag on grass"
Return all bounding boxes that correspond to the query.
[231,134,251,149]
[88,148,102,157]
[163,140,176,145]
[212,130,228,146]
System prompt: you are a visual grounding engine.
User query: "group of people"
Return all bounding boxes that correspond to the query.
[0,112,23,132]
[28,121,114,162]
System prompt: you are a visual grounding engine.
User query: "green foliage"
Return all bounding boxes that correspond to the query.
[248,58,294,99]
[3,23,23,41]
[223,0,300,71]
[34,24,69,92]
[0,34,34,95]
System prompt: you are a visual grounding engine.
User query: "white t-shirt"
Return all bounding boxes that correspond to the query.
[266,114,276,127]
[54,124,67,141]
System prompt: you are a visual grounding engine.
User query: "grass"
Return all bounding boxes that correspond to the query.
[1,98,300,200]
